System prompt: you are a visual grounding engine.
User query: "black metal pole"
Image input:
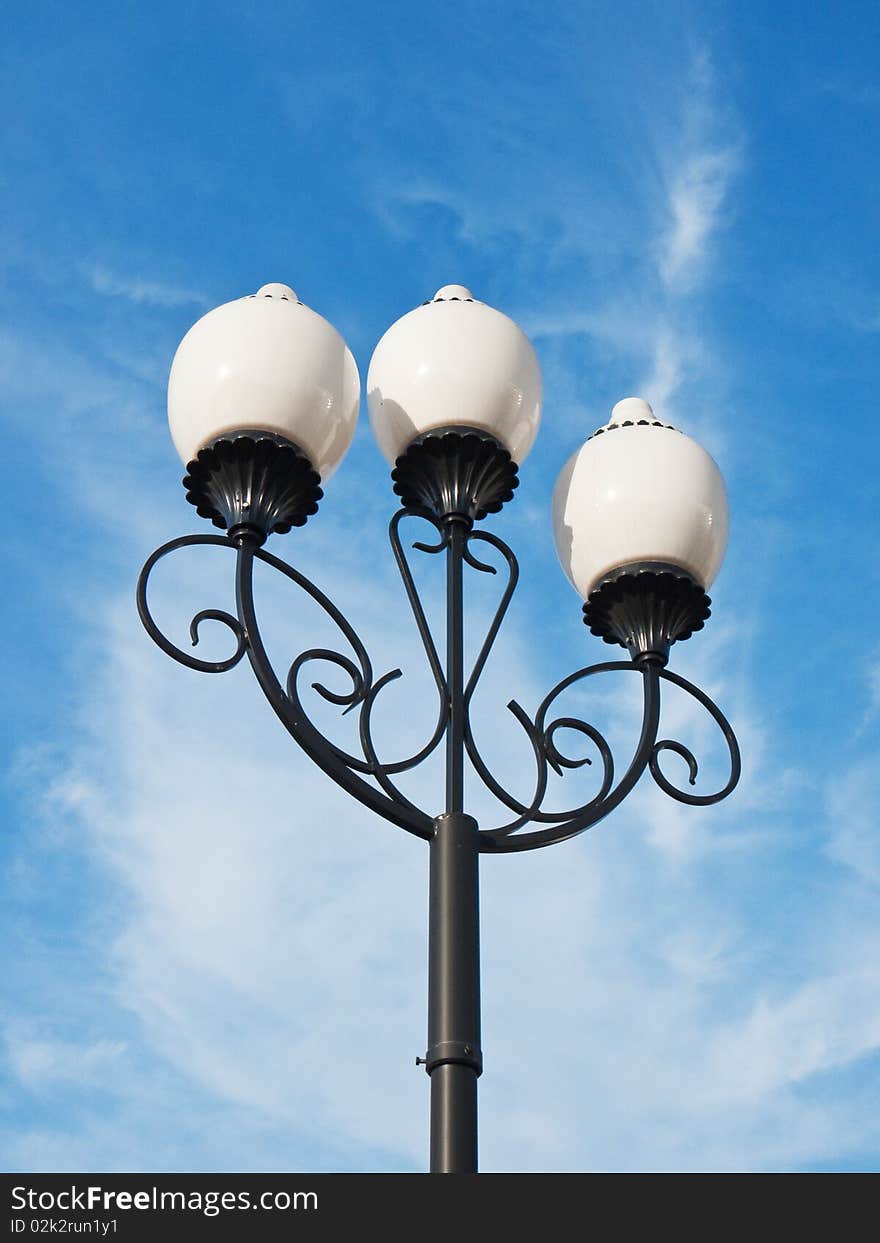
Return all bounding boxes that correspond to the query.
[444,518,467,816]
[427,810,481,1173]
[424,519,482,1173]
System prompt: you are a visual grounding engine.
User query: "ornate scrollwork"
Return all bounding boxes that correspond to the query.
[137,535,249,673]
[137,507,740,853]
[650,668,741,805]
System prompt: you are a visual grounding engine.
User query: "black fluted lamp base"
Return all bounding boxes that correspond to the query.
[583,562,711,666]
[182,432,323,541]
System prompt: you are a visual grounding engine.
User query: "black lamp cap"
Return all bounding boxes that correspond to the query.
[391,426,519,524]
[583,561,711,666]
[183,431,322,541]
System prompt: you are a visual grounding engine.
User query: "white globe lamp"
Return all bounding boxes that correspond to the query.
[367,285,542,521]
[552,397,729,663]
[167,282,360,537]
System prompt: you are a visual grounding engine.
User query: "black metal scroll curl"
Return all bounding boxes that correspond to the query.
[650,668,741,805]
[137,534,249,673]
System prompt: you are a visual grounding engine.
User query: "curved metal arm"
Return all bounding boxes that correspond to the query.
[137,511,740,854]
[473,658,740,852]
[444,526,739,851]
[468,662,656,850]
[136,531,434,839]
[453,526,657,846]
[235,539,435,836]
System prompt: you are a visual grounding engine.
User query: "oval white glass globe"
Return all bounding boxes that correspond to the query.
[553,398,729,597]
[167,283,360,481]
[366,285,542,464]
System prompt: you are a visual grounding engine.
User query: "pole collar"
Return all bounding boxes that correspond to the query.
[420,1040,483,1077]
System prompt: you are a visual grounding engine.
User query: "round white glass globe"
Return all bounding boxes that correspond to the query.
[167,283,360,480]
[366,285,542,464]
[553,398,729,597]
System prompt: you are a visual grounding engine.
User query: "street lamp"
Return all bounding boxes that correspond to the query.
[137,280,740,1174]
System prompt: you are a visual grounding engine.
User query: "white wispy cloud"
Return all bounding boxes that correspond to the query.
[83,262,206,308]
[636,322,694,413]
[6,1031,127,1090]
[655,49,743,295]
[825,761,880,888]
[503,49,744,428]
[657,147,741,293]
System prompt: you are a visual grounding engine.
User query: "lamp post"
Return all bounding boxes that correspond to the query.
[137,280,740,1174]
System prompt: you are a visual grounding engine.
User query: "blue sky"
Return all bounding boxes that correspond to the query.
[2,0,879,1172]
